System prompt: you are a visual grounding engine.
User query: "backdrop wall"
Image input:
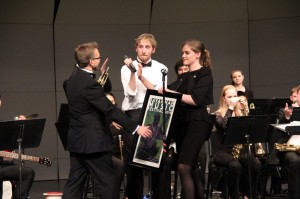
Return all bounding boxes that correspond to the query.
[0,0,299,180]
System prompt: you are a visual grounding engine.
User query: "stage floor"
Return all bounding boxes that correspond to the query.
[29,177,288,199]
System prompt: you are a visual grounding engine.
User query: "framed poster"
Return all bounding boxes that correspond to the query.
[130,89,182,171]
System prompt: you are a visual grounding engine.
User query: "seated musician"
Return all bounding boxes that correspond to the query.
[212,85,261,199]
[278,85,299,123]
[275,85,300,199]
[0,94,35,199]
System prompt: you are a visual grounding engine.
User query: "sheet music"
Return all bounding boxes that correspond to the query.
[272,121,300,132]
[287,135,300,145]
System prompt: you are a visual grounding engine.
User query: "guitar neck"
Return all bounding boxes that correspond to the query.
[0,151,39,163]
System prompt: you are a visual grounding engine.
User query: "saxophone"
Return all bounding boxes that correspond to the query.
[232,144,245,159]
[274,143,300,152]
[97,66,109,87]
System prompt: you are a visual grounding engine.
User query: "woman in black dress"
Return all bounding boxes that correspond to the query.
[161,40,213,199]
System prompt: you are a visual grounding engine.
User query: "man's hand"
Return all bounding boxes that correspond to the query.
[157,87,175,94]
[137,64,143,79]
[14,115,26,120]
[100,58,109,75]
[284,103,293,120]
[111,121,122,130]
[124,57,136,74]
[137,126,152,138]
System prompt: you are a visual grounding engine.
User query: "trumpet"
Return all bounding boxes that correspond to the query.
[97,66,109,87]
[118,135,124,161]
[239,100,249,116]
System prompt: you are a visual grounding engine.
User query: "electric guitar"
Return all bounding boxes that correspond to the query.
[0,151,52,167]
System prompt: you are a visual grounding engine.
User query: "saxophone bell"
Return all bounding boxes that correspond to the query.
[255,142,266,157]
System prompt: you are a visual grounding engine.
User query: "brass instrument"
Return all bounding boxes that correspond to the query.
[274,143,300,152]
[232,144,245,159]
[255,143,266,157]
[118,135,124,161]
[232,99,248,159]
[249,103,255,109]
[239,99,249,116]
[97,66,109,87]
[231,98,266,158]
[249,100,266,157]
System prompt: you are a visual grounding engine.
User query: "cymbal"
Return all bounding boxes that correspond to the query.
[24,113,39,119]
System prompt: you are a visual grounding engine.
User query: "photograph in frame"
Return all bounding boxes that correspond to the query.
[131,89,182,171]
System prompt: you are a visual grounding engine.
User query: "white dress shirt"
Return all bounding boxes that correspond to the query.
[121,59,168,111]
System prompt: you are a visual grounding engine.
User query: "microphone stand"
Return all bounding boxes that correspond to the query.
[161,70,168,171]
[147,69,167,199]
[17,123,24,199]
[161,69,168,137]
[245,133,253,199]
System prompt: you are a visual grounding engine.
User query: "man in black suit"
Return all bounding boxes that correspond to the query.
[62,41,152,199]
[273,85,300,199]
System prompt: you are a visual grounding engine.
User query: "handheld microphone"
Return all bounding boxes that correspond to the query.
[123,55,137,73]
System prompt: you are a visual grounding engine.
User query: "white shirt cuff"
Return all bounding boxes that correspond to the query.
[132,125,140,134]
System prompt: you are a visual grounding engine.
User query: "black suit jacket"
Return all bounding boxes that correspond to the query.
[63,67,137,154]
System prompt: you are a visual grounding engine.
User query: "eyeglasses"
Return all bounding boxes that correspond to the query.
[93,56,102,60]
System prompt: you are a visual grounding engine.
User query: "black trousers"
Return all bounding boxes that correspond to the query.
[63,152,115,199]
[280,151,300,199]
[124,108,175,199]
[0,164,35,199]
[213,151,261,199]
[124,109,144,199]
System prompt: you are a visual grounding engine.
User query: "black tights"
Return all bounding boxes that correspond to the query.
[178,163,205,199]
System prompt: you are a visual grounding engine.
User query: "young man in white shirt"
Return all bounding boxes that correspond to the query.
[121,33,168,199]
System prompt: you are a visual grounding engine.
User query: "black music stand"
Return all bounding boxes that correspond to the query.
[17,118,46,198]
[248,99,273,116]
[0,120,20,150]
[291,107,300,122]
[223,115,276,145]
[16,118,46,148]
[285,125,300,135]
[270,98,290,115]
[55,103,69,150]
[0,118,46,198]
[223,115,276,199]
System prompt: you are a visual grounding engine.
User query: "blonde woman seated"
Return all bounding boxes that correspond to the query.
[212,85,261,199]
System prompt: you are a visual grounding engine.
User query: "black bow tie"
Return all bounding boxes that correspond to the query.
[138,61,152,67]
